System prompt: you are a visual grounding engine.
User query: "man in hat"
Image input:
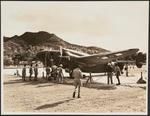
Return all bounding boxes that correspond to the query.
[106,62,114,84]
[72,65,83,98]
[57,64,64,83]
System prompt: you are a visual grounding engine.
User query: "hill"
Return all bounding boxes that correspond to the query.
[4,31,109,65]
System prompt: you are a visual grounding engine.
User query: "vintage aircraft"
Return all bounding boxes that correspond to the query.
[35,47,145,76]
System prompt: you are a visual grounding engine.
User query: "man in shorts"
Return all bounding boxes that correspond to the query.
[72,65,83,98]
[57,64,64,83]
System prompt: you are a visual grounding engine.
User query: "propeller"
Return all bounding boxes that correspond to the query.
[59,46,71,61]
[60,46,63,57]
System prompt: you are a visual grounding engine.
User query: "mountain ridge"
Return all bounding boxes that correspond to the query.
[4,31,109,65]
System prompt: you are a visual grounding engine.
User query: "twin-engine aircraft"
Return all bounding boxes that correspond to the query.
[36,47,144,76]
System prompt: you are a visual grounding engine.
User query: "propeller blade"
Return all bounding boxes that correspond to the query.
[60,46,63,57]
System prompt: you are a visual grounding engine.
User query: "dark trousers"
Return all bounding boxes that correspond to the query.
[107,72,113,84]
[29,74,32,80]
[22,75,26,81]
[34,74,38,81]
[116,75,120,84]
[51,73,57,80]
[126,71,128,77]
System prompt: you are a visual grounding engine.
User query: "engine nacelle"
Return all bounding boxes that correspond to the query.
[136,52,144,68]
[136,62,143,68]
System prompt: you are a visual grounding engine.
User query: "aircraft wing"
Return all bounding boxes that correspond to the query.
[115,60,135,63]
[76,48,139,64]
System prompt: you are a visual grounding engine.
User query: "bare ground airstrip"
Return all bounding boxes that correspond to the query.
[3,65,147,114]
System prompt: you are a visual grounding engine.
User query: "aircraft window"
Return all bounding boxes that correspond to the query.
[115,53,122,56]
[101,56,108,59]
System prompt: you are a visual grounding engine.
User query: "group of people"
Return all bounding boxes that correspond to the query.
[22,63,64,83]
[45,64,64,83]
[20,61,124,99]
[22,62,81,98]
[22,63,38,81]
[71,62,123,99]
[106,62,121,85]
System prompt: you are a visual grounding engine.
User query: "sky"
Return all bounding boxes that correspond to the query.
[1,1,149,52]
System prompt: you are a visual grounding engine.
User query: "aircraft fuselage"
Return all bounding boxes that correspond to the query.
[36,48,139,73]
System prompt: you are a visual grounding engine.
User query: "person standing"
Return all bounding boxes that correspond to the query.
[114,63,121,85]
[106,62,114,84]
[46,66,51,80]
[124,64,128,77]
[57,64,64,83]
[72,65,83,98]
[22,64,26,81]
[34,64,38,81]
[51,65,57,81]
[29,64,33,81]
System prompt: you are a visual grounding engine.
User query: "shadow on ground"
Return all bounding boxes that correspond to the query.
[83,82,117,90]
[120,84,146,90]
[3,77,118,90]
[36,84,56,88]
[4,79,26,85]
[35,98,75,110]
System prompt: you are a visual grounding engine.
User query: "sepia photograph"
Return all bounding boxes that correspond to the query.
[1,1,149,115]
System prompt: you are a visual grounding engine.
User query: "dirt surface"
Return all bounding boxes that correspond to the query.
[2,66,147,114]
